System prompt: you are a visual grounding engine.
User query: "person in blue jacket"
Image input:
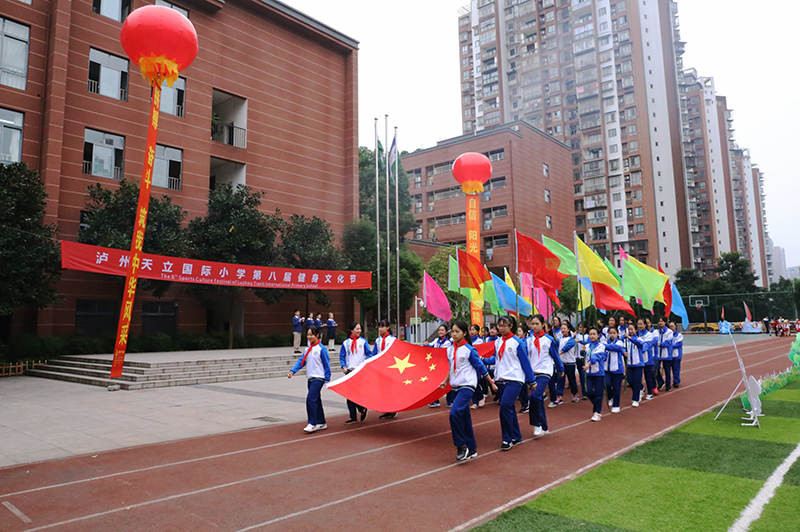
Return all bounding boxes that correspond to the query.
[625,323,647,407]
[439,320,493,462]
[526,314,565,437]
[575,321,590,400]
[558,322,581,402]
[325,312,338,352]
[339,322,373,424]
[669,322,684,388]
[484,324,500,402]
[480,315,536,450]
[603,327,626,413]
[583,326,607,422]
[288,325,331,433]
[656,317,674,391]
[643,318,658,399]
[428,324,453,407]
[292,309,305,353]
[469,324,488,409]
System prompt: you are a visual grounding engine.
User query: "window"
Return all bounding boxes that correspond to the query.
[612,192,621,202]
[614,209,623,219]
[92,0,132,22]
[153,144,182,190]
[543,163,549,177]
[88,48,129,101]
[635,223,644,235]
[155,0,188,17]
[615,225,624,235]
[0,107,23,163]
[0,17,29,90]
[75,299,119,337]
[546,215,552,229]
[160,77,186,117]
[83,128,124,180]
[142,301,177,335]
[634,206,643,218]
[544,189,551,203]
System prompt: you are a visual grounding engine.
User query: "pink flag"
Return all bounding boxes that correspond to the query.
[521,272,533,304]
[423,271,452,322]
[532,286,553,317]
[618,245,629,261]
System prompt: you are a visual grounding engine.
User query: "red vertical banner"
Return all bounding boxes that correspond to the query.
[110,84,162,378]
[466,194,483,327]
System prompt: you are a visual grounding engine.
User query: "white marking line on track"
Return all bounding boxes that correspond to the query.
[0,409,448,499]
[1,340,774,500]
[3,501,33,524]
[13,349,789,532]
[728,440,800,532]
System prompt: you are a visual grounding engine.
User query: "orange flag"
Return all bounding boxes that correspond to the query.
[457,247,491,290]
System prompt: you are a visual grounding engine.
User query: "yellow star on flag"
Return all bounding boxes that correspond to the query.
[425,353,433,361]
[420,376,429,382]
[388,354,416,374]
[403,379,412,385]
[429,364,437,371]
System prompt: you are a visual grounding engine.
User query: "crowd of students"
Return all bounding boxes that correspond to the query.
[286,313,685,462]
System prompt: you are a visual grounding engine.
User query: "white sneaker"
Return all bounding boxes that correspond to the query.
[639,390,644,402]
[611,407,620,414]
[631,401,640,407]
[478,398,486,408]
[608,399,613,407]
[591,412,602,422]
[533,426,544,438]
[315,424,327,431]
[547,402,558,408]
[645,394,654,401]
[303,423,317,433]
[470,404,478,410]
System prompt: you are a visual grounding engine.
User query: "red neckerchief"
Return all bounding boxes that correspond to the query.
[453,339,467,373]
[380,332,390,350]
[533,330,545,355]
[498,333,514,361]
[301,341,320,366]
[349,335,359,354]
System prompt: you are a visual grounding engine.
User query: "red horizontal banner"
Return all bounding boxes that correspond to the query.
[61,241,372,290]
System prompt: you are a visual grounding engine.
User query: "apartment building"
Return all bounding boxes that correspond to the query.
[457,0,690,274]
[1,0,359,337]
[402,121,573,277]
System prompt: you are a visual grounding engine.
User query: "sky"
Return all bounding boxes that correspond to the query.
[285,0,798,268]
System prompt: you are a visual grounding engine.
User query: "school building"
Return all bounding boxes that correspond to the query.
[1,0,359,339]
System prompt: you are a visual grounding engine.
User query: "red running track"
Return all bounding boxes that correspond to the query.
[0,338,792,532]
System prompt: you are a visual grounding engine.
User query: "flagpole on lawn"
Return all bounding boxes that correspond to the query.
[385,115,391,326]
[394,126,400,334]
[374,118,381,323]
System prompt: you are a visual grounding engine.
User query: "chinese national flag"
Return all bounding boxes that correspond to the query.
[327,340,452,412]
[457,247,491,290]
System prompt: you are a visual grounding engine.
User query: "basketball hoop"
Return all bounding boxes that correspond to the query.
[695,302,702,310]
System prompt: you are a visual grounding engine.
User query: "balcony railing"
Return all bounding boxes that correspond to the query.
[87,79,127,101]
[211,121,247,149]
[83,160,123,180]
[168,176,181,191]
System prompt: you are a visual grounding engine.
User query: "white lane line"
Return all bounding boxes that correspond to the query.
[0,409,448,499]
[728,441,800,532]
[1,341,773,500]
[3,501,33,523]
[17,351,788,532]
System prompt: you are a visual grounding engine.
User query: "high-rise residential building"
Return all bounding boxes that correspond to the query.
[754,168,771,288]
[457,0,692,275]
[2,0,359,338]
[772,246,789,282]
[402,121,573,277]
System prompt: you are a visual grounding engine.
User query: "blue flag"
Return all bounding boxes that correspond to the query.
[670,282,690,329]
[491,272,532,316]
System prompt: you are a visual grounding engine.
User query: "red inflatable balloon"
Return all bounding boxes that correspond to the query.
[120,5,198,87]
[452,152,493,195]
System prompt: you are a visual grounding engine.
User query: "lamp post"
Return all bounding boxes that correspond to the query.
[414,296,424,344]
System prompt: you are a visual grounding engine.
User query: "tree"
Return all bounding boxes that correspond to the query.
[0,162,61,315]
[341,219,378,311]
[187,184,284,348]
[423,247,471,323]
[715,252,759,294]
[279,214,344,311]
[79,178,190,297]
[358,146,415,238]
[557,277,578,321]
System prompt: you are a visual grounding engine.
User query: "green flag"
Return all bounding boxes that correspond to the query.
[622,259,667,311]
[542,235,578,275]
[377,140,385,173]
[603,257,622,285]
[483,273,502,315]
[448,255,471,298]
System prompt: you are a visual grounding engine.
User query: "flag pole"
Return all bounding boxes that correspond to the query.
[385,115,391,326]
[574,231,583,324]
[374,118,381,322]
[394,126,400,334]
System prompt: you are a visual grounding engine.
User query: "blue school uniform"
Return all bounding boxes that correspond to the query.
[559,335,582,397]
[372,333,396,357]
[290,342,331,426]
[427,336,453,405]
[448,342,488,452]
[657,326,674,391]
[604,338,626,409]
[339,336,373,420]
[627,330,651,402]
[483,334,535,445]
[292,315,303,333]
[672,332,684,387]
[326,318,337,341]
[585,340,607,414]
[527,332,564,431]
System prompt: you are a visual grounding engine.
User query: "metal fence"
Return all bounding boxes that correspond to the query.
[682,291,797,324]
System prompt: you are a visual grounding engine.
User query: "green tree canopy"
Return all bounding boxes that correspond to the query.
[79,178,190,297]
[715,252,759,293]
[0,163,61,315]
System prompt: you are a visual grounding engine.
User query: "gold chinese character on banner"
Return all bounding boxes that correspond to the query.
[468,197,477,209]
[122,300,134,321]
[151,109,159,128]
[138,207,148,227]
[468,210,478,221]
[468,242,479,253]
[127,277,137,298]
[468,230,478,242]
[118,324,129,346]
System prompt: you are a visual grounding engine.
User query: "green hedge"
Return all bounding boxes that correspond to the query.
[0,331,294,364]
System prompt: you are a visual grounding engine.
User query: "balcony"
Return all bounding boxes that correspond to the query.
[83,160,123,180]
[210,156,245,191]
[87,79,127,101]
[211,89,247,149]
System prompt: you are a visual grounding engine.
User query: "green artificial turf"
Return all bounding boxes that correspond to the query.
[762,387,800,403]
[528,460,762,532]
[784,456,800,487]
[470,507,639,532]
[783,378,800,391]
[679,411,800,444]
[618,432,796,481]
[761,399,800,420]
[748,484,800,531]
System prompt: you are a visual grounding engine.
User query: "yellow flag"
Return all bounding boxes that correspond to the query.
[577,280,593,312]
[576,237,620,288]
[504,268,517,292]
